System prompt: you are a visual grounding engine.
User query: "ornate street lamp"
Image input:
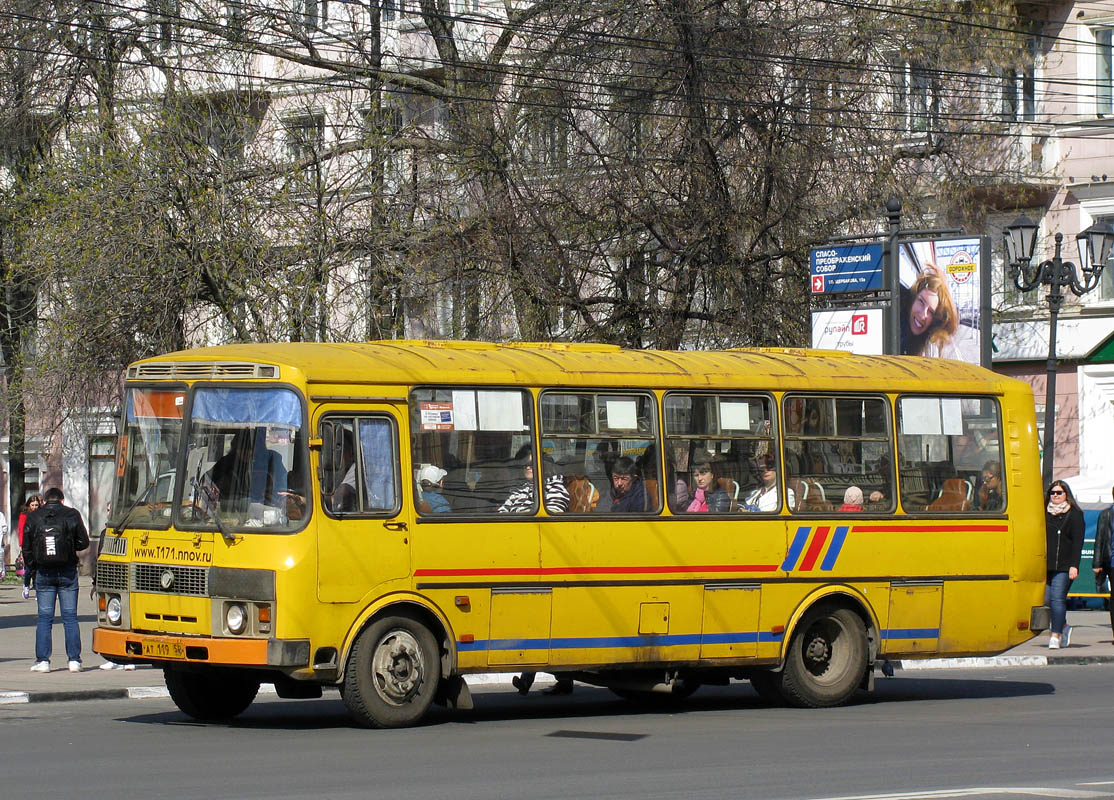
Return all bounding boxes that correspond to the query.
[1003,216,1114,487]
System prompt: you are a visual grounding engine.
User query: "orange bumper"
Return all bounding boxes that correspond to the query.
[94,627,269,666]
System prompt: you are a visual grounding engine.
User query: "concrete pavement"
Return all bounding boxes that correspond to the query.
[2,577,1112,705]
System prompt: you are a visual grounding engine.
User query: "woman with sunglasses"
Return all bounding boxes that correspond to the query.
[1045,480,1085,649]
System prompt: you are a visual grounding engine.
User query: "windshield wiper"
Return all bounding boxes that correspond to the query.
[112,478,159,537]
[191,466,236,543]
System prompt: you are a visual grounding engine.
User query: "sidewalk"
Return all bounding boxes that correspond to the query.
[1,578,1112,705]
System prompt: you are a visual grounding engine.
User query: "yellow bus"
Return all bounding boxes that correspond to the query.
[92,341,1049,727]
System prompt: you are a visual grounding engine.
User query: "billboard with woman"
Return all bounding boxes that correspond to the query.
[898,237,989,367]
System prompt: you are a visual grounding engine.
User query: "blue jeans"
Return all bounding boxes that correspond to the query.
[35,566,81,663]
[1045,570,1073,636]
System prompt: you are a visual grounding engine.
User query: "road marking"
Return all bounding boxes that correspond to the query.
[807,787,1112,799]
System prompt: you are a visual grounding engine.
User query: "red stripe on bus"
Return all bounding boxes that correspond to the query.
[798,526,830,571]
[852,525,1009,533]
[413,564,780,577]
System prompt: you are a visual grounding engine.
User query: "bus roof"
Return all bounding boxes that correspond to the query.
[129,340,1017,394]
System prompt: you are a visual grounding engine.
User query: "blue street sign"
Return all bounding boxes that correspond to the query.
[809,243,884,294]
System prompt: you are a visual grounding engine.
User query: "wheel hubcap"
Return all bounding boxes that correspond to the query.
[371,630,424,705]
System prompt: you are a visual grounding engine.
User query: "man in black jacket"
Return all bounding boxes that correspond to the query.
[23,487,90,672]
[1093,486,1114,638]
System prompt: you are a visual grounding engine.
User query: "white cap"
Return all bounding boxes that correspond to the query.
[419,465,447,485]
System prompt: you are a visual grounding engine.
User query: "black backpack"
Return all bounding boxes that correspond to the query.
[33,507,75,568]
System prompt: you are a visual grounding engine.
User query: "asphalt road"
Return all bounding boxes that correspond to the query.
[4,665,1113,800]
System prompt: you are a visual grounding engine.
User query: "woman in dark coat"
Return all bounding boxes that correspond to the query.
[1045,479,1085,649]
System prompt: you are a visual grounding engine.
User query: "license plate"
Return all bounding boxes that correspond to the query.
[142,640,185,659]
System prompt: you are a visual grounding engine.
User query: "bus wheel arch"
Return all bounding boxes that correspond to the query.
[341,602,451,729]
[776,594,874,708]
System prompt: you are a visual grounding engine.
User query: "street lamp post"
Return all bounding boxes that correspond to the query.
[1003,216,1114,488]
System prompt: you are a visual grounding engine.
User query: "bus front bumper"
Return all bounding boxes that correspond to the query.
[93,628,310,668]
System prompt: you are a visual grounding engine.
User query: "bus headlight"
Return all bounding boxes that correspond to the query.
[106,596,123,626]
[226,603,247,635]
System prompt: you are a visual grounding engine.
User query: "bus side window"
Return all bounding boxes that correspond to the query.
[663,393,775,514]
[319,416,400,516]
[409,389,536,515]
[783,395,894,515]
[540,392,660,514]
[896,396,1003,514]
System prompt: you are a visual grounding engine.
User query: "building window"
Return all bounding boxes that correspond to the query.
[383,0,396,22]
[147,0,177,50]
[1099,28,1113,116]
[1001,35,1038,123]
[1098,215,1114,301]
[889,57,939,135]
[296,0,327,31]
[224,0,245,30]
[285,113,325,161]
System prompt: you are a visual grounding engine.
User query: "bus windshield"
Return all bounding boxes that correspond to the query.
[180,387,306,532]
[112,387,187,530]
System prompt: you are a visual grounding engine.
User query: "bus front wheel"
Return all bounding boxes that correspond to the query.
[778,606,867,708]
[343,614,441,729]
[164,668,260,721]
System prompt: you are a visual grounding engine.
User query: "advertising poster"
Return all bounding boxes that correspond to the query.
[897,237,987,366]
[811,308,885,355]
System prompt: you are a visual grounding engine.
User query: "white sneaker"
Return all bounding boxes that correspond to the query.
[29,661,49,672]
[122,664,135,670]
[1048,634,1061,649]
[1062,626,1072,647]
[68,661,81,672]
[99,662,117,670]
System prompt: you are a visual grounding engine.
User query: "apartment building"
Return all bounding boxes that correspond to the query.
[991,2,1114,503]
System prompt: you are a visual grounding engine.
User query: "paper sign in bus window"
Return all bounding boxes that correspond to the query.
[452,390,478,431]
[478,391,524,431]
[420,401,454,430]
[720,401,750,431]
[605,400,638,430]
[941,398,964,436]
[901,397,942,435]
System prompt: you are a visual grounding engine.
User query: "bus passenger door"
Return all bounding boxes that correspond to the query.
[885,580,942,654]
[316,408,411,603]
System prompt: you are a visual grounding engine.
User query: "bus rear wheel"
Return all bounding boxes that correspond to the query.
[343,614,440,729]
[778,606,867,708]
[164,669,260,721]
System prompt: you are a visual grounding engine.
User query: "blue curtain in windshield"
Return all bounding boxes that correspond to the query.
[359,418,397,511]
[192,388,302,427]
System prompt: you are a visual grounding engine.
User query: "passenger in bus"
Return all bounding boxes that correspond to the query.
[417,465,451,513]
[975,461,1002,511]
[607,457,647,513]
[839,486,864,512]
[498,445,570,514]
[744,455,793,512]
[686,460,730,513]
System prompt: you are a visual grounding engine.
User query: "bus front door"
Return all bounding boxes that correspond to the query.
[315,407,412,603]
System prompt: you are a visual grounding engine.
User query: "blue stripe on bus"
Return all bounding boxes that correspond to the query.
[819,526,849,571]
[781,526,811,571]
[881,628,940,640]
[457,630,785,652]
